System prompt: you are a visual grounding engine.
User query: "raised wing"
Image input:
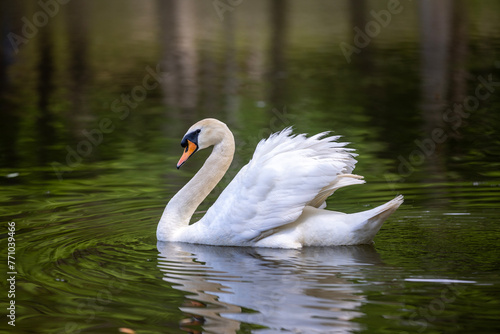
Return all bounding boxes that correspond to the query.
[200,128,358,243]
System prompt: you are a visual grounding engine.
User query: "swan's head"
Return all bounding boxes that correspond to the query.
[177,118,230,169]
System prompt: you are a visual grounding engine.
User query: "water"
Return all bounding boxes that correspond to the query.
[1,0,500,333]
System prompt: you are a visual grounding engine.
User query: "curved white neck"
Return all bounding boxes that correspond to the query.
[158,130,235,239]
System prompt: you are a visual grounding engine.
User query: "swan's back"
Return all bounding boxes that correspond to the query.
[195,128,359,245]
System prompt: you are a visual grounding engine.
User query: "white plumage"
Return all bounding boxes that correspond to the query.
[157,118,403,249]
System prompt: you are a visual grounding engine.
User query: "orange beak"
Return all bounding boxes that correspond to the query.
[177,140,198,169]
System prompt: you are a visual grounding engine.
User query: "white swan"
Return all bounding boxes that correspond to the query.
[158,118,403,248]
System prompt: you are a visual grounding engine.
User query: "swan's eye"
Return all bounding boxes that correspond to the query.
[196,129,201,134]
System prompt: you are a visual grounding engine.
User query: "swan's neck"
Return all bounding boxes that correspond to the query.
[158,132,235,238]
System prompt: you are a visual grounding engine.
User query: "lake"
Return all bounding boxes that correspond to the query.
[1,0,500,333]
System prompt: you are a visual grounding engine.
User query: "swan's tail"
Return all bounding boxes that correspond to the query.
[350,195,404,244]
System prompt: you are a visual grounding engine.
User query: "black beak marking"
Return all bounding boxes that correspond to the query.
[181,129,201,148]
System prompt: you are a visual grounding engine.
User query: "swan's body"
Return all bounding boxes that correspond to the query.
[158,118,403,249]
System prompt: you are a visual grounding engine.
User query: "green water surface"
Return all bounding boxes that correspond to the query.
[1,0,500,333]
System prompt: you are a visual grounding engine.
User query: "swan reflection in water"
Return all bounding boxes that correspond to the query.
[157,242,384,333]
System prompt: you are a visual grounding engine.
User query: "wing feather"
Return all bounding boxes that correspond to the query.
[200,128,358,243]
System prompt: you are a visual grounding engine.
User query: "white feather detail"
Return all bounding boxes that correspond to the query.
[200,128,358,243]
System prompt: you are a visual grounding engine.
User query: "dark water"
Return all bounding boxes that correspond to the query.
[1,0,500,333]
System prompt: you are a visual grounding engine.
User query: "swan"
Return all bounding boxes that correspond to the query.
[157,118,403,249]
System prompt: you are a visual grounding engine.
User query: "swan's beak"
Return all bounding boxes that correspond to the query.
[177,140,198,169]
